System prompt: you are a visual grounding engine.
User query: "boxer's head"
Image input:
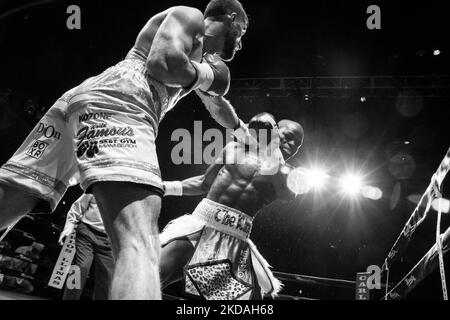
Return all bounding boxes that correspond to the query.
[204,0,249,61]
[278,120,304,160]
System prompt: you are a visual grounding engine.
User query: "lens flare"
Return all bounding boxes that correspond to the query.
[339,173,364,196]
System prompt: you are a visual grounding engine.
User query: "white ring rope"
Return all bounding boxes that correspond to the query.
[435,191,448,300]
[382,146,450,300]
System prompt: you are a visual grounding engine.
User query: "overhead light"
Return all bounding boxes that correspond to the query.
[339,173,364,197]
[286,167,329,195]
[286,167,384,201]
[433,49,441,56]
[360,96,366,102]
[305,167,329,190]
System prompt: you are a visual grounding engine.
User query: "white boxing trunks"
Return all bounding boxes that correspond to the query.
[0,49,187,212]
[160,198,283,300]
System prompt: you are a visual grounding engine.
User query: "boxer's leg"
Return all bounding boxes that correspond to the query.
[93,181,162,300]
[160,237,195,289]
[67,60,165,299]
[0,90,79,230]
[0,184,39,230]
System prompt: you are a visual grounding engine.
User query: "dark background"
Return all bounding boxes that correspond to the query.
[0,0,449,299]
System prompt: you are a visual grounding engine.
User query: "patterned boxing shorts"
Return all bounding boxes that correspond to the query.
[0,58,169,211]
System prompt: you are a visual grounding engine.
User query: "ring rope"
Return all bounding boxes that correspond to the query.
[384,258,390,300]
[435,192,448,300]
[273,271,356,289]
[383,146,450,271]
[383,226,450,299]
[0,218,22,242]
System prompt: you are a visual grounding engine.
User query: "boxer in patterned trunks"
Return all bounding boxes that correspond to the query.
[0,0,250,299]
[160,113,304,300]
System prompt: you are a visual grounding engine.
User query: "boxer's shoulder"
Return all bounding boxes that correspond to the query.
[166,6,205,26]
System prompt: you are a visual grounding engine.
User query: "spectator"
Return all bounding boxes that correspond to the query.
[0,241,44,293]
[59,193,113,300]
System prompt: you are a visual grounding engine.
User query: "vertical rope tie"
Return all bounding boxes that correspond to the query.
[435,196,448,300]
[384,258,390,300]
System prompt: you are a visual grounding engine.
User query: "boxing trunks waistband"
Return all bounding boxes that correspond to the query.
[192,199,253,241]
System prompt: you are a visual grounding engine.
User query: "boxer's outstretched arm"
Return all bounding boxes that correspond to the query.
[184,143,229,194]
[165,144,229,197]
[147,6,204,88]
[196,90,241,129]
[180,175,208,196]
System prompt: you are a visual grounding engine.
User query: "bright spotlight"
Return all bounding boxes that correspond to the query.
[360,96,366,103]
[339,173,363,196]
[433,49,441,56]
[306,168,329,190]
[287,167,330,195]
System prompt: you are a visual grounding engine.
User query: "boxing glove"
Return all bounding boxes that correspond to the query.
[190,54,230,96]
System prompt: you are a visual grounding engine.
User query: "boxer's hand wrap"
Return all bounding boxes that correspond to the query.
[190,54,231,96]
[163,181,183,196]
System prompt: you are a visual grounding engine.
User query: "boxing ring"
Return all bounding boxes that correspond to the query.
[3,146,449,300]
[381,146,450,300]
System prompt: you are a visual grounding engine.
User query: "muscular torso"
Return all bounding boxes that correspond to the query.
[207,143,279,217]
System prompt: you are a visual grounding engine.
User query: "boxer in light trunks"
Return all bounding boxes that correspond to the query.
[160,114,304,299]
[0,0,249,299]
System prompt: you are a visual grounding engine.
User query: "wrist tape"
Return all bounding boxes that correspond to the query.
[164,181,183,196]
[190,60,214,92]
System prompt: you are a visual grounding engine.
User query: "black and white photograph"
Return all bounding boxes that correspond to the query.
[0,0,449,309]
